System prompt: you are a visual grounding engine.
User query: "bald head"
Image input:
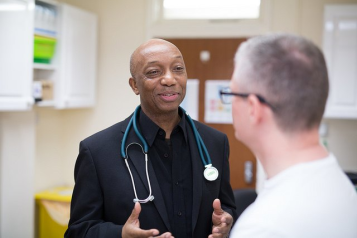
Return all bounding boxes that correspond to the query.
[130,39,182,79]
[128,38,187,117]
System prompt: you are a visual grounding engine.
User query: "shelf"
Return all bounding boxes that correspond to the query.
[34,29,57,39]
[36,100,55,107]
[33,63,56,70]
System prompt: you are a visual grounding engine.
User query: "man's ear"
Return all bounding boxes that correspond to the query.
[129,77,140,95]
[247,95,263,125]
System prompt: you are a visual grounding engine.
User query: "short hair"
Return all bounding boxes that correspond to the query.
[234,33,329,132]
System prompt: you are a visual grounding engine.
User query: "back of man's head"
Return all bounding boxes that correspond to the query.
[234,33,329,133]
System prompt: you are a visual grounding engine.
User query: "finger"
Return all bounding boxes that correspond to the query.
[212,222,229,233]
[212,214,233,237]
[212,199,224,226]
[208,233,223,238]
[128,202,141,223]
[210,227,230,238]
[151,232,173,238]
[140,229,158,237]
[213,213,233,229]
[215,211,233,227]
[123,203,162,238]
[212,199,224,216]
[160,232,173,238]
[222,212,233,225]
[209,234,223,238]
[212,223,225,231]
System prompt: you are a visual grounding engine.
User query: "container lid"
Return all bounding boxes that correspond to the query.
[35,186,73,202]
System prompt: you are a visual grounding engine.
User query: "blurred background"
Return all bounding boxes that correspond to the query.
[1,0,357,237]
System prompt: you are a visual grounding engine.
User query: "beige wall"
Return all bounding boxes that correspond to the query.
[324,119,357,171]
[34,0,357,192]
[34,108,65,191]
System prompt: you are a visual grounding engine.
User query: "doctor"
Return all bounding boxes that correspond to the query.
[65,39,237,238]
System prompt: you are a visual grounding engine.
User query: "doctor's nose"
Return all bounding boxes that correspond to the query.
[160,71,176,86]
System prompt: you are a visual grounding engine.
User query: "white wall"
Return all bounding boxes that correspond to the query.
[33,0,357,192]
[0,112,35,238]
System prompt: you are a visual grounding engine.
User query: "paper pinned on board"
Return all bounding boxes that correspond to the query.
[204,80,232,124]
[181,79,199,120]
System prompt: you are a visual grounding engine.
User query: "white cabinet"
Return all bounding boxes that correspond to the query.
[0,0,34,111]
[56,4,97,108]
[323,5,357,119]
[0,0,97,111]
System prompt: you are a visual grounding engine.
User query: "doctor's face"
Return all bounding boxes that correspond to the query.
[129,40,187,117]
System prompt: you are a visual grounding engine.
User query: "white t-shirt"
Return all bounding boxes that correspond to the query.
[230,154,357,238]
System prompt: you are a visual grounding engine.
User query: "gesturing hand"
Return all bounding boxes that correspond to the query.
[122,202,174,238]
[209,199,233,238]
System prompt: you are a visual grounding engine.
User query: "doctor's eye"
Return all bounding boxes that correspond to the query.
[146,69,161,77]
[173,65,185,72]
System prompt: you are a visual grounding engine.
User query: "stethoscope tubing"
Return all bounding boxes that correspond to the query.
[183,108,213,167]
[120,105,214,203]
[122,106,212,166]
[124,142,154,203]
[121,107,148,159]
[132,107,149,153]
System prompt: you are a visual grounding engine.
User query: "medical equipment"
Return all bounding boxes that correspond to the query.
[120,105,219,203]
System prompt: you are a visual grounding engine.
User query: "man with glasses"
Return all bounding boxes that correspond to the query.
[222,34,357,237]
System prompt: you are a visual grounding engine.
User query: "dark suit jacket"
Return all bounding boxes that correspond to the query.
[65,114,237,238]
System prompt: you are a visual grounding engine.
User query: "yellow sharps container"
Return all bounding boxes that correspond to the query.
[35,186,72,238]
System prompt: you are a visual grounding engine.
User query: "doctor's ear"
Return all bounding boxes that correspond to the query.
[129,77,140,95]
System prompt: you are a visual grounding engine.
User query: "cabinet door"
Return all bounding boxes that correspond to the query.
[323,5,357,118]
[56,4,97,109]
[0,0,34,111]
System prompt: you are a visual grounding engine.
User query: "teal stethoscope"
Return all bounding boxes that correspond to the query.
[120,105,219,203]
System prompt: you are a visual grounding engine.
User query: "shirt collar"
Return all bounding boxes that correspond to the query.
[263,153,336,189]
[138,107,188,147]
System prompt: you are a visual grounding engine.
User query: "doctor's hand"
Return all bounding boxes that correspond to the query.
[209,199,233,238]
[122,202,174,238]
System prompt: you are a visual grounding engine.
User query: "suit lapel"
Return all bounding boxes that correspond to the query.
[188,121,204,232]
[120,118,171,231]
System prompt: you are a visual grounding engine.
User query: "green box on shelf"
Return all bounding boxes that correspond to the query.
[34,35,57,64]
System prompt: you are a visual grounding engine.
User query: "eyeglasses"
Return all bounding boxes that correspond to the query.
[219,87,277,111]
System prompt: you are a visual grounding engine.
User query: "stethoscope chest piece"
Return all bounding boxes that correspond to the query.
[204,164,219,181]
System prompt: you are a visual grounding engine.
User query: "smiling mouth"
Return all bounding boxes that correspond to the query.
[159,93,179,102]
